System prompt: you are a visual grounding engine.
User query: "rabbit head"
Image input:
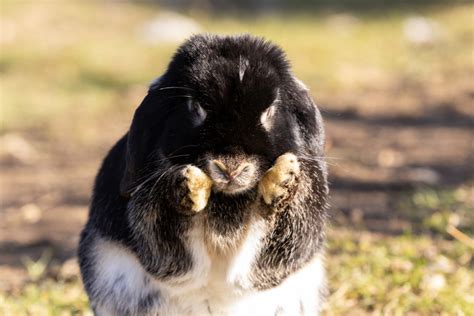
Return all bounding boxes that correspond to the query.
[120,34,325,197]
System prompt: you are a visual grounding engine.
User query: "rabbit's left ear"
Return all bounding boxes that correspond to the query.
[290,75,325,151]
[291,75,315,109]
[120,88,167,197]
[292,76,310,93]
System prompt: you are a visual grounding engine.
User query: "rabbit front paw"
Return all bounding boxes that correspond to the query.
[180,165,213,213]
[258,153,300,206]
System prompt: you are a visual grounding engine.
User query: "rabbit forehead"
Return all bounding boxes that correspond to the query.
[168,35,289,111]
[178,34,290,77]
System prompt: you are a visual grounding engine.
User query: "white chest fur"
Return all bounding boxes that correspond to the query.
[90,218,325,316]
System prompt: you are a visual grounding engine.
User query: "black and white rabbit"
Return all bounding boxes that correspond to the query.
[78,34,329,316]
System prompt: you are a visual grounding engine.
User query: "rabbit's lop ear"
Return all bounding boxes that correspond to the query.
[290,75,326,152]
[292,75,310,93]
[290,74,316,116]
[120,84,166,197]
[291,74,314,108]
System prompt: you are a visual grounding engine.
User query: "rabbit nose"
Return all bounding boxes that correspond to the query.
[207,158,258,194]
[208,160,254,183]
[209,160,228,180]
[209,160,232,182]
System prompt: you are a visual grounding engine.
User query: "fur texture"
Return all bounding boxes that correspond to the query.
[78,34,329,315]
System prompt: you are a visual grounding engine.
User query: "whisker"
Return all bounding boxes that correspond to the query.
[129,168,164,197]
[168,144,200,156]
[153,154,191,164]
[297,155,343,168]
[158,86,195,91]
[147,171,167,200]
[322,156,345,160]
[298,155,345,161]
[163,95,193,100]
[148,164,183,199]
[297,155,357,173]
[129,149,195,196]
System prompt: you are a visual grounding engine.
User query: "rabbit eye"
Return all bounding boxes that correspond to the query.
[260,105,276,131]
[187,99,207,125]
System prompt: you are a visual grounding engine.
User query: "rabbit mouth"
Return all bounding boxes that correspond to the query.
[207,156,260,195]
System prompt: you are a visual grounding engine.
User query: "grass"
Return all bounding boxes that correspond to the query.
[399,185,474,236]
[326,229,473,315]
[0,280,91,316]
[1,0,473,314]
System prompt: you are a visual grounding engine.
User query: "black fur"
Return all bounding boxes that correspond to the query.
[79,34,328,312]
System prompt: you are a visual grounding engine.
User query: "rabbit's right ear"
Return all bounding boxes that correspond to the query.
[120,88,167,197]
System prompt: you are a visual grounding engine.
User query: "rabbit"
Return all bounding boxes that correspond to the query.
[78,34,329,316]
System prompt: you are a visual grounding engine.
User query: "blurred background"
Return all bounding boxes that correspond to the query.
[0,0,473,314]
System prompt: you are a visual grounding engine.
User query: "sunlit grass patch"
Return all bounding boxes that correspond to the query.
[326,229,474,315]
[398,184,474,236]
[0,279,91,316]
[0,249,90,316]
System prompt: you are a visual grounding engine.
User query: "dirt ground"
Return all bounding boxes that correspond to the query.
[1,77,472,294]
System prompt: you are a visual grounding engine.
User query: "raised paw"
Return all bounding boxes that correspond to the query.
[181,165,213,212]
[258,153,300,206]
